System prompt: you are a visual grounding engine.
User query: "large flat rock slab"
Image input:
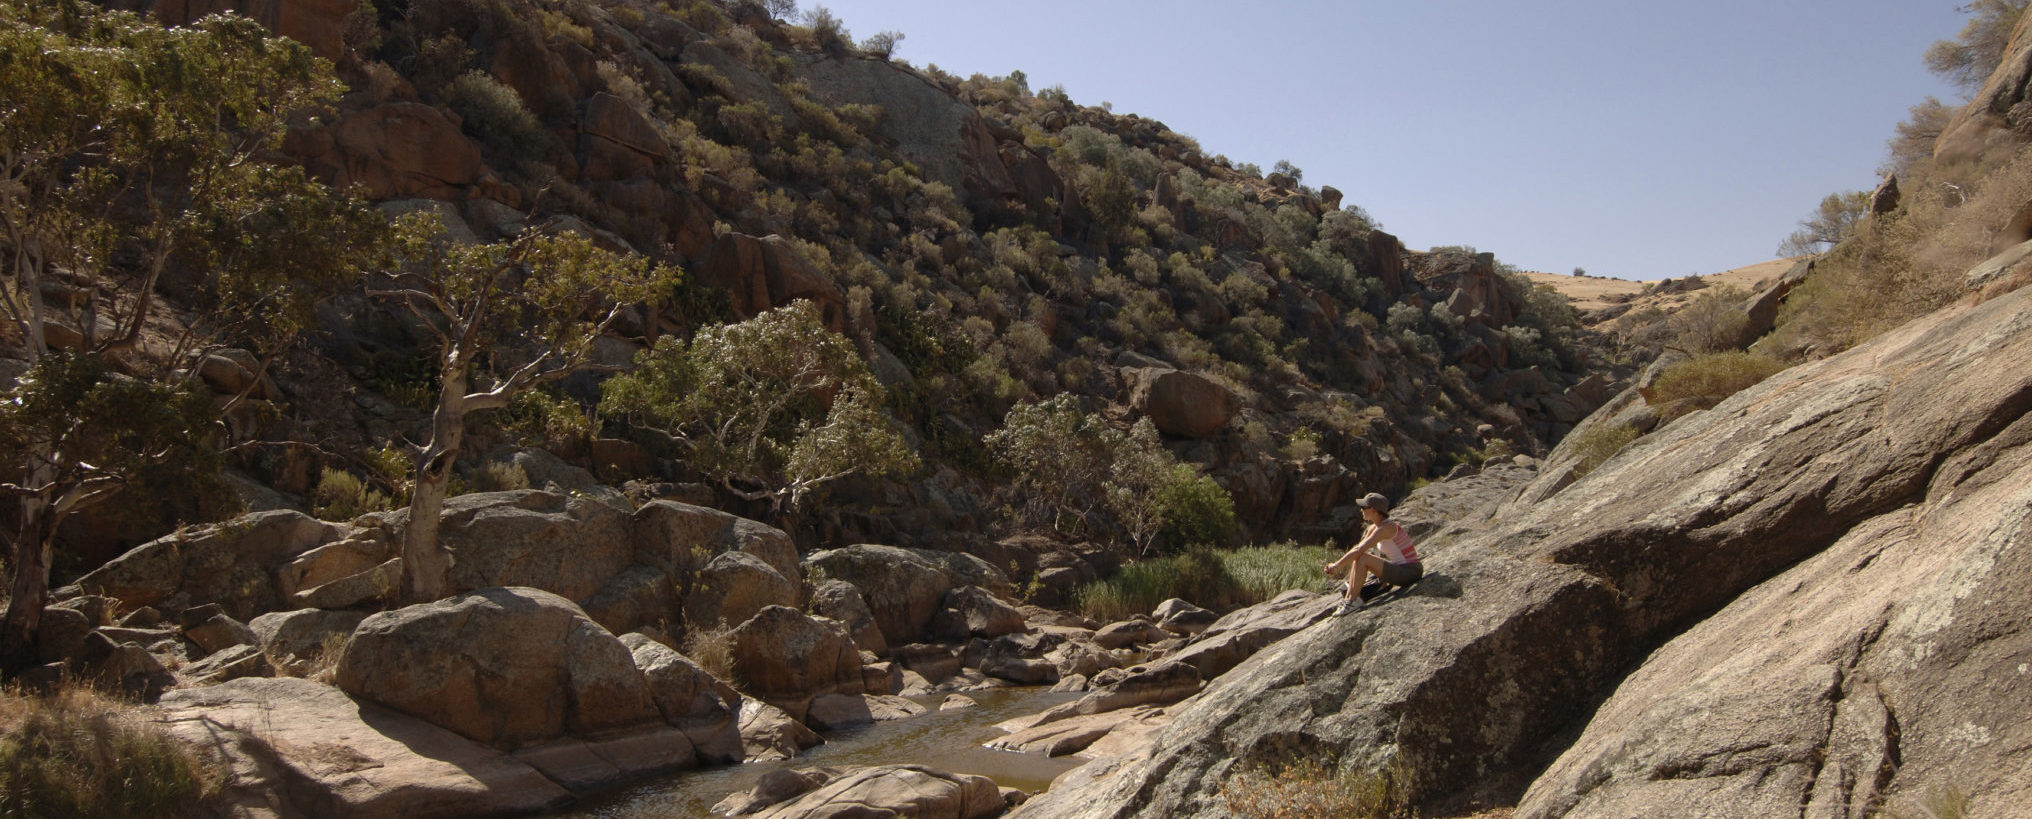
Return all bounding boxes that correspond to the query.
[158,677,570,818]
[1518,420,2032,818]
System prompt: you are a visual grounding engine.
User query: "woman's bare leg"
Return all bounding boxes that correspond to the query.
[1349,554,1389,599]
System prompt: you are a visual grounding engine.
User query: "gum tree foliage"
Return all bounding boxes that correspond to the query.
[1886,97,1955,175]
[1924,0,2031,95]
[373,215,678,603]
[601,300,917,518]
[859,30,902,59]
[988,394,1234,555]
[0,2,383,669]
[1777,190,1872,257]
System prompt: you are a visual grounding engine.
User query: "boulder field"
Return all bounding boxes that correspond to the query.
[53,482,1174,814]
[62,283,2031,817]
[1012,284,2032,816]
[63,286,2032,818]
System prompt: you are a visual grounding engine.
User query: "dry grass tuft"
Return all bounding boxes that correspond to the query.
[682,621,741,687]
[0,685,223,818]
[1565,422,1643,479]
[1640,352,1789,419]
[1221,757,1414,819]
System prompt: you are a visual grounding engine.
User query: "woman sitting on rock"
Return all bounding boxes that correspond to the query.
[1323,492,1422,615]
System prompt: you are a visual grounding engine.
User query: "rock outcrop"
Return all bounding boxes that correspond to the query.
[1125,367,1239,438]
[802,545,959,648]
[1933,11,2032,165]
[1014,278,2032,817]
[730,605,864,718]
[683,550,800,628]
[71,493,803,651]
[747,764,1008,819]
[620,632,742,764]
[691,233,849,332]
[334,587,661,749]
[159,678,574,818]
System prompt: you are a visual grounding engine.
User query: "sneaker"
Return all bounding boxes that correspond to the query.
[1333,599,1361,616]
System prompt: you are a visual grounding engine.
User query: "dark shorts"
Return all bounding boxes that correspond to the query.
[1379,561,1423,586]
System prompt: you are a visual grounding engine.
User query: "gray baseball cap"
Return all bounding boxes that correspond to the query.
[1356,492,1390,510]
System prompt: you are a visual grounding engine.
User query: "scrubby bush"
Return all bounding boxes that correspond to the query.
[989,396,1234,554]
[1221,757,1413,819]
[682,622,741,686]
[859,30,903,58]
[1770,145,2032,355]
[311,468,397,521]
[602,301,918,516]
[1641,352,1788,412]
[1565,423,1641,479]
[0,686,223,818]
[1923,0,2029,94]
[1886,783,1972,819]
[1665,285,1753,353]
[439,71,552,162]
[1776,191,1871,257]
[471,462,531,492]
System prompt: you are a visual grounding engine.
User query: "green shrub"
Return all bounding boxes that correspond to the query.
[439,71,552,162]
[1075,548,1241,622]
[499,389,595,454]
[0,686,223,819]
[1565,423,1642,479]
[1159,469,1238,548]
[1641,352,1788,412]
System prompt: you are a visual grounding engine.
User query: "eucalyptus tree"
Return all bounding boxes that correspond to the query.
[0,1,382,668]
[600,300,917,519]
[375,216,678,603]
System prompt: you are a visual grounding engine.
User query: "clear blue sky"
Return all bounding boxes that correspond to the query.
[811,1,1966,280]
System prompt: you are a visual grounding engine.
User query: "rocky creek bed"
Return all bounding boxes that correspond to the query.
[562,686,1083,817]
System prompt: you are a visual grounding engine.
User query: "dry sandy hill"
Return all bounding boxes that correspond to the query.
[1523,257,1804,326]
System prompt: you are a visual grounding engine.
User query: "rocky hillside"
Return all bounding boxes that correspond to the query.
[1010,240,2032,819]
[10,3,2028,819]
[47,0,1612,564]
[1002,13,2032,813]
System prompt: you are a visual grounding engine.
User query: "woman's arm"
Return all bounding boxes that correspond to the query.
[1326,525,1387,573]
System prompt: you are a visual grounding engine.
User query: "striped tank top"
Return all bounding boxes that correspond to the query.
[1378,519,1420,565]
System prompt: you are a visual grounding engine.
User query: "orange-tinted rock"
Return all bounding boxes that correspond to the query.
[487,33,582,121]
[692,233,848,332]
[318,103,483,200]
[579,93,669,180]
[1126,367,1239,438]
